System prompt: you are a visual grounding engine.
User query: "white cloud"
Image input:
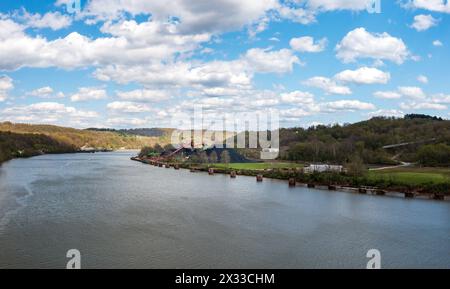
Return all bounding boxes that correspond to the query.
[70,87,107,102]
[0,18,211,71]
[322,100,376,112]
[29,86,65,98]
[94,46,299,90]
[280,107,316,120]
[106,117,150,127]
[0,102,98,126]
[400,101,447,110]
[411,14,439,31]
[273,6,316,25]
[367,109,405,118]
[116,89,170,102]
[20,11,72,31]
[303,76,352,95]
[336,28,410,64]
[243,48,300,74]
[94,61,251,89]
[373,91,402,99]
[433,40,443,46]
[80,0,278,33]
[306,0,370,11]
[290,36,327,53]
[404,0,450,14]
[107,101,152,113]
[280,91,315,104]
[0,75,13,102]
[431,93,450,104]
[417,75,429,84]
[398,86,426,99]
[334,67,391,84]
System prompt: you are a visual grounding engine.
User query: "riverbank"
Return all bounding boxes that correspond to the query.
[131,157,450,201]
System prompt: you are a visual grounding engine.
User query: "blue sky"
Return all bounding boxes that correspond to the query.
[0,0,449,128]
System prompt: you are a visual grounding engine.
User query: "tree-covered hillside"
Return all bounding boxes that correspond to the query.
[0,131,76,164]
[280,115,450,166]
[0,122,169,150]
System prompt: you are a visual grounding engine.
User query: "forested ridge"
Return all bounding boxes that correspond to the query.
[0,131,76,164]
[279,115,450,166]
[0,122,169,164]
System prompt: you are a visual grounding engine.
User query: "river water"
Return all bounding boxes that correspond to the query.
[0,152,449,269]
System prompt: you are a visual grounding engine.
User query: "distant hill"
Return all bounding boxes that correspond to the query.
[2,115,449,166]
[0,122,169,152]
[279,115,450,166]
[87,127,174,138]
[0,131,76,164]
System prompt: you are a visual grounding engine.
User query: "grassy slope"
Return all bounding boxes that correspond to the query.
[368,167,450,185]
[0,122,168,150]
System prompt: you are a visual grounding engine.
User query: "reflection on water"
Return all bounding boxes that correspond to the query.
[0,152,449,269]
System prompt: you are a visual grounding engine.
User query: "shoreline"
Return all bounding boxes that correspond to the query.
[131,157,450,202]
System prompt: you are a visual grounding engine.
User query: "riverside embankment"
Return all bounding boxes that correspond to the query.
[131,157,450,201]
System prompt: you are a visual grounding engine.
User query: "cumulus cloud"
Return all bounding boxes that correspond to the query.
[334,67,391,84]
[373,91,402,99]
[107,101,153,113]
[0,75,13,102]
[303,76,352,95]
[336,28,410,64]
[411,14,439,31]
[321,100,376,112]
[400,101,447,110]
[28,86,65,98]
[116,89,170,102]
[94,47,299,89]
[243,48,300,74]
[398,86,427,99]
[374,87,428,100]
[375,87,450,112]
[0,18,210,71]
[70,87,107,102]
[306,0,370,11]
[276,6,316,24]
[433,40,443,46]
[19,11,72,30]
[367,109,405,118]
[106,117,150,127]
[280,91,315,104]
[431,93,450,104]
[290,36,327,53]
[79,0,278,34]
[403,0,450,13]
[417,75,429,84]
[0,102,98,126]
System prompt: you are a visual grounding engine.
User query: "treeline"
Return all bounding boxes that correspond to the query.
[87,127,173,138]
[280,115,450,166]
[417,144,450,167]
[0,131,76,164]
[0,122,169,150]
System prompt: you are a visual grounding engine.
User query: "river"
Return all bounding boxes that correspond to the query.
[0,152,449,268]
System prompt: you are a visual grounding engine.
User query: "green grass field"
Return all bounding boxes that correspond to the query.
[211,162,304,170]
[368,167,450,185]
